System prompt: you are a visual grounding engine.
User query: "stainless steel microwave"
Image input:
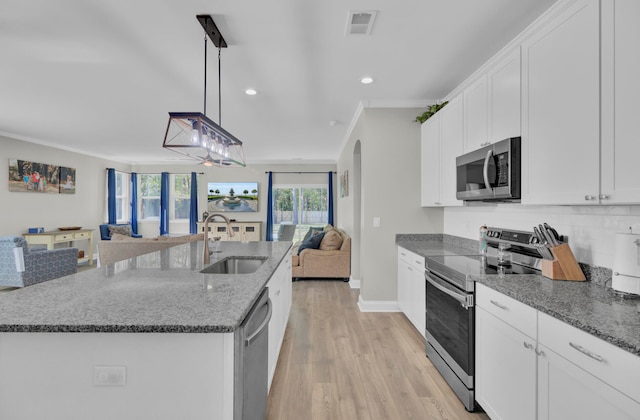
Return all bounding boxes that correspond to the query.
[455,137,521,202]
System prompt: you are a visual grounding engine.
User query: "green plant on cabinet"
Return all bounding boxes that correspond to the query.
[415,101,449,123]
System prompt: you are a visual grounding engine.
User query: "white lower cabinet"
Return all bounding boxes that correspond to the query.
[537,311,640,420]
[267,252,292,390]
[476,285,537,420]
[476,283,640,420]
[537,343,640,420]
[397,247,425,337]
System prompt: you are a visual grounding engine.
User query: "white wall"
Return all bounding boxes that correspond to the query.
[444,204,640,269]
[337,107,444,303]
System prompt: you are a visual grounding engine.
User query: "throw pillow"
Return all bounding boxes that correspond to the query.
[323,224,334,232]
[110,233,131,241]
[108,225,132,237]
[303,226,324,242]
[298,231,325,255]
[319,229,343,251]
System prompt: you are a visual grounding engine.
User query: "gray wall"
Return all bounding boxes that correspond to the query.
[337,107,444,303]
[0,136,130,256]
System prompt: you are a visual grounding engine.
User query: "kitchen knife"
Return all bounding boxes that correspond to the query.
[543,223,561,245]
[539,224,555,247]
[533,226,545,244]
[533,226,553,259]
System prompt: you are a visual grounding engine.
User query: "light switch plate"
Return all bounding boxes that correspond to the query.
[373,217,381,228]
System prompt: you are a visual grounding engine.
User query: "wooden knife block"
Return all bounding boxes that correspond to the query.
[541,243,586,281]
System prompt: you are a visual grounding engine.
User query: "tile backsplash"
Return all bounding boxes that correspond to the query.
[444,204,640,270]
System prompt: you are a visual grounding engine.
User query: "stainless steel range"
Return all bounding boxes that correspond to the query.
[425,227,548,411]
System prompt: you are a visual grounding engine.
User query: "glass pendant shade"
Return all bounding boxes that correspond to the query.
[163,112,245,167]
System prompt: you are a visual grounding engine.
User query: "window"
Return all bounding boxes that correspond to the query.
[115,172,128,222]
[140,174,161,220]
[137,174,194,222]
[273,185,328,242]
[172,174,191,220]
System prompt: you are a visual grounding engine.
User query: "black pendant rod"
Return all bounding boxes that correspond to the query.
[218,46,222,126]
[203,34,207,116]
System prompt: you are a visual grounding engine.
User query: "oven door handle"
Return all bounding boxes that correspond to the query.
[425,272,474,309]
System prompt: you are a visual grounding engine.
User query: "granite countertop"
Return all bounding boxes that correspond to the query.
[0,241,292,334]
[396,234,640,357]
[396,233,479,257]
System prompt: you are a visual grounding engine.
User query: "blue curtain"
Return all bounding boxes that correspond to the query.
[266,171,274,241]
[107,168,116,224]
[189,172,198,234]
[130,172,138,235]
[328,171,334,226]
[160,172,169,235]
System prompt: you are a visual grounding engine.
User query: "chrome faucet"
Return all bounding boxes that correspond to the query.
[203,213,235,265]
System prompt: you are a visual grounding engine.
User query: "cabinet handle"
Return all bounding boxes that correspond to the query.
[434,202,441,205]
[569,342,605,363]
[599,194,609,200]
[275,289,281,296]
[584,195,596,201]
[415,260,422,265]
[490,300,508,310]
[407,267,413,271]
[523,342,534,350]
[535,348,545,357]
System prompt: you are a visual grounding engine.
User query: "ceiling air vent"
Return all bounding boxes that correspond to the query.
[346,10,378,35]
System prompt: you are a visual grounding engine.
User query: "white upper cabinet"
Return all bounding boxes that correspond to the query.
[463,49,521,154]
[421,96,464,207]
[521,0,600,205]
[600,0,640,204]
[488,49,521,143]
[421,112,441,206]
[463,75,489,152]
[439,96,464,206]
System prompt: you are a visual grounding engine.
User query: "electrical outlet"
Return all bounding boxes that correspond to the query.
[94,365,127,387]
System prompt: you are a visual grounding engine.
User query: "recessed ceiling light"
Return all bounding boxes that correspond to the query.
[245,88,258,95]
[360,76,374,84]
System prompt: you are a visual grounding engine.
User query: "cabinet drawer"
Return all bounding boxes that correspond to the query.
[397,247,424,270]
[476,283,536,338]
[54,233,73,241]
[538,311,640,403]
[73,231,89,239]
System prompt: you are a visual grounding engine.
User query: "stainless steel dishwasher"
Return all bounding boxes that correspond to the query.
[234,287,272,420]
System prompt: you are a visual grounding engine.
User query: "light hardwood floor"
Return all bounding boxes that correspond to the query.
[267,280,489,420]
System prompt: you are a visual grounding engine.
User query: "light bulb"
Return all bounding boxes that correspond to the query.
[191,121,200,145]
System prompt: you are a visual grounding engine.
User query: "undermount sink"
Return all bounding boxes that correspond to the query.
[201,256,268,275]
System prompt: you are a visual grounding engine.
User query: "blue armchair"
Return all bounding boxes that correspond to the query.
[99,223,142,240]
[0,236,78,288]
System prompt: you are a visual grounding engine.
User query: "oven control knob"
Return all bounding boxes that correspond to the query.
[530,236,539,244]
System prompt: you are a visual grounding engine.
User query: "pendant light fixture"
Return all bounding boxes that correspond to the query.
[163,15,245,167]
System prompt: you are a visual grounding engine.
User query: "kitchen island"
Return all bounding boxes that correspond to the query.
[0,240,292,420]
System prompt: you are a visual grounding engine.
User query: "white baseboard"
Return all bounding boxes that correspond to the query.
[348,277,360,289]
[357,295,401,312]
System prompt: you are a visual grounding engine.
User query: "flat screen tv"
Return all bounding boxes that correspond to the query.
[207,182,258,212]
